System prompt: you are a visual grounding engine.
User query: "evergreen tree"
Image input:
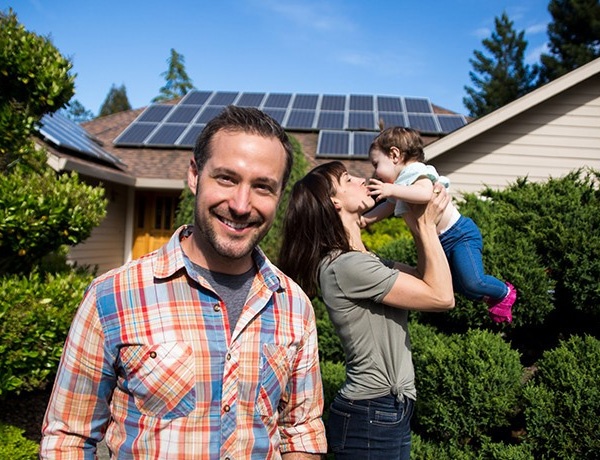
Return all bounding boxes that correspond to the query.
[463,12,538,118]
[538,0,600,85]
[152,48,195,102]
[63,99,95,123]
[98,84,132,117]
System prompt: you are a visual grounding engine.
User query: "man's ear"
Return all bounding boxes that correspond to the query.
[187,159,199,194]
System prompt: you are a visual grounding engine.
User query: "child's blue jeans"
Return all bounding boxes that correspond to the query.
[439,215,508,301]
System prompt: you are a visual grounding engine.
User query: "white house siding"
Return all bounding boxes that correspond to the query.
[67,182,129,275]
[429,76,600,196]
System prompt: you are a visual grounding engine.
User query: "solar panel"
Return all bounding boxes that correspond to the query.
[197,106,226,123]
[317,111,345,130]
[321,94,346,111]
[353,132,377,157]
[407,114,440,133]
[165,105,202,123]
[378,112,406,129]
[209,91,238,106]
[262,108,287,124]
[114,122,158,145]
[348,111,376,130]
[286,110,316,129]
[146,124,187,146]
[138,105,173,123]
[405,97,432,113]
[349,94,373,111]
[180,91,212,105]
[39,112,123,166]
[437,114,466,133]
[178,124,206,147]
[237,92,266,107]
[264,93,292,108]
[377,96,402,112]
[292,94,319,110]
[317,131,350,156]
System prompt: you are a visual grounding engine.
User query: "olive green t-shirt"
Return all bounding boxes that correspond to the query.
[318,251,416,401]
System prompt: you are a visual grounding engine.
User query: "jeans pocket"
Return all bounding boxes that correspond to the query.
[326,401,352,452]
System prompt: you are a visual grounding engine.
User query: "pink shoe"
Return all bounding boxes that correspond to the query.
[487,282,517,323]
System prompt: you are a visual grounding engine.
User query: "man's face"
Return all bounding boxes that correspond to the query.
[187,130,286,271]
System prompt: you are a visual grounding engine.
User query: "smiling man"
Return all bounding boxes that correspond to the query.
[41,106,327,459]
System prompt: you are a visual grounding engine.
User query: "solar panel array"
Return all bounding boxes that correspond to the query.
[38,112,124,167]
[114,90,467,157]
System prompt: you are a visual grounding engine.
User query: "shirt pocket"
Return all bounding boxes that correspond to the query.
[119,342,196,419]
[256,343,295,417]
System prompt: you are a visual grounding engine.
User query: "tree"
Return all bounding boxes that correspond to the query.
[463,12,538,118]
[152,48,195,102]
[98,84,132,117]
[62,99,95,123]
[538,0,600,84]
[0,8,75,171]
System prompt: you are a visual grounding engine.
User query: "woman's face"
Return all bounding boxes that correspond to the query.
[332,171,375,214]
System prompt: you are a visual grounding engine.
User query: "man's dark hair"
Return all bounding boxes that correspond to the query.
[193,105,294,189]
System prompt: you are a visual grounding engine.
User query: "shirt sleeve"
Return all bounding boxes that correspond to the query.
[331,252,400,303]
[277,288,328,455]
[40,283,116,459]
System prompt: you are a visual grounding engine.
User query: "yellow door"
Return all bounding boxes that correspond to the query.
[132,192,180,260]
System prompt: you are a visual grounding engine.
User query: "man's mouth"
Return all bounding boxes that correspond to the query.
[219,216,256,231]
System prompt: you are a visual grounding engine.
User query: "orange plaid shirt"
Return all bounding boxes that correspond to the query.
[41,226,326,459]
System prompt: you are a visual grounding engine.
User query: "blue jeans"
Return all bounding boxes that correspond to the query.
[439,216,508,300]
[327,393,414,460]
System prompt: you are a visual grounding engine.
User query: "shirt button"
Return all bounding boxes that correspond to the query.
[223,404,230,412]
[213,304,221,312]
[226,353,231,361]
[149,351,157,359]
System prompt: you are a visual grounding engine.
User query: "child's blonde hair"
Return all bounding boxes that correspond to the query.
[369,126,425,162]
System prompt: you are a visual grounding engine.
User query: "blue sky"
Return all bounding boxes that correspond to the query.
[8,0,551,115]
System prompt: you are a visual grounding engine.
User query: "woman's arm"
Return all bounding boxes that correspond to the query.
[381,188,454,312]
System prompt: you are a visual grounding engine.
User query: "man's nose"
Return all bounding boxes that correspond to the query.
[228,185,252,215]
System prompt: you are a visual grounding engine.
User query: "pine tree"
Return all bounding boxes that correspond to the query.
[63,99,95,123]
[538,0,600,85]
[98,84,132,117]
[463,12,538,118]
[152,48,195,102]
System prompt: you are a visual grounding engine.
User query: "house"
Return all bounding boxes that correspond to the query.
[36,57,600,274]
[424,57,600,196]
[38,92,464,274]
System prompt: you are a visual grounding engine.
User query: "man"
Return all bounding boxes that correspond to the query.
[40,106,327,459]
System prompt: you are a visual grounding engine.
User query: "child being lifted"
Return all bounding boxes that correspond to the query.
[362,126,516,323]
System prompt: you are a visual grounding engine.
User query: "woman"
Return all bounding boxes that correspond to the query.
[278,161,454,459]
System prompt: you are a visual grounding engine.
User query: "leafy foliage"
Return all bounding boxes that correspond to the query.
[61,99,95,123]
[0,8,74,171]
[538,0,600,84]
[523,334,600,459]
[0,270,93,395]
[98,83,132,117]
[0,164,107,275]
[153,48,195,102]
[463,13,538,117]
[0,423,39,459]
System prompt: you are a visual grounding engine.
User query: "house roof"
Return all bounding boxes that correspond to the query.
[425,57,600,160]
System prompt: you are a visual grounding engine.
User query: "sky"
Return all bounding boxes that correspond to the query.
[8,0,552,116]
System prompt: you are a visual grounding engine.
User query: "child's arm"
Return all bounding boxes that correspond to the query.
[361,200,395,227]
[368,176,434,205]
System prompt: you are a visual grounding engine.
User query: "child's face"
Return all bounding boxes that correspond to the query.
[370,148,400,183]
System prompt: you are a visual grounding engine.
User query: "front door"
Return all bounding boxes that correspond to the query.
[132,192,180,260]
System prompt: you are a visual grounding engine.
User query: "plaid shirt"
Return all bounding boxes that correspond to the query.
[41,226,326,459]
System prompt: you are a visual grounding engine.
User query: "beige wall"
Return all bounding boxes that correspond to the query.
[429,76,600,196]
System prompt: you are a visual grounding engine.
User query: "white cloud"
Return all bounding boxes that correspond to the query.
[253,0,355,32]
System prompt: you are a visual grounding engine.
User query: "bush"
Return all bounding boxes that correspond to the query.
[523,334,600,459]
[0,423,39,460]
[410,322,522,447]
[319,360,345,422]
[0,269,93,395]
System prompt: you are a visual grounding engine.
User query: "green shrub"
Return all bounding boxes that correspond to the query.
[0,423,39,459]
[0,269,93,395]
[319,360,345,422]
[312,297,344,363]
[523,334,600,459]
[410,322,522,447]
